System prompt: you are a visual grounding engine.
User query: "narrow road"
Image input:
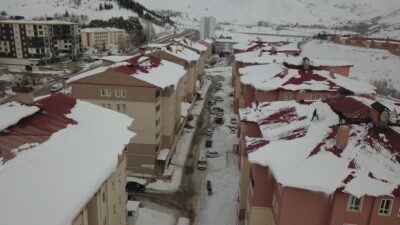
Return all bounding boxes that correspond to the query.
[133,75,217,222]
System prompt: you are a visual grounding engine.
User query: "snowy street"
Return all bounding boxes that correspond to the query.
[131,64,240,225]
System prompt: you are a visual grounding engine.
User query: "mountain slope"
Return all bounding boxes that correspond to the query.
[136,0,400,27]
[2,0,138,21]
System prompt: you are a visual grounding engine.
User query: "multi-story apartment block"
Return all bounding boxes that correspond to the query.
[237,96,400,225]
[0,19,80,68]
[200,16,216,40]
[174,38,207,80]
[147,43,200,102]
[81,27,126,50]
[68,54,187,176]
[0,91,134,225]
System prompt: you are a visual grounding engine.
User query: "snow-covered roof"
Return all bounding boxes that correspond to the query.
[82,27,125,33]
[101,55,135,63]
[1,19,78,25]
[66,61,129,83]
[285,57,353,67]
[0,93,135,225]
[175,38,207,52]
[239,98,400,198]
[200,39,214,45]
[215,38,239,43]
[234,51,288,64]
[0,102,39,131]
[239,64,375,95]
[276,42,300,52]
[148,43,200,62]
[69,54,186,89]
[113,55,186,88]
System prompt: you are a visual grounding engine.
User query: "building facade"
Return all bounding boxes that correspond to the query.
[0,19,80,68]
[81,27,126,50]
[200,16,216,40]
[69,55,186,177]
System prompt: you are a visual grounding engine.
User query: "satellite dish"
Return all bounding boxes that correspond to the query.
[380,110,390,123]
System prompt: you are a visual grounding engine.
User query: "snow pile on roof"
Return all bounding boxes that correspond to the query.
[126,200,140,212]
[101,55,135,63]
[181,101,191,117]
[157,148,170,161]
[233,42,272,51]
[0,102,39,131]
[148,43,200,62]
[239,98,400,198]
[285,57,353,67]
[239,64,375,95]
[67,61,129,83]
[114,55,186,88]
[175,38,207,52]
[276,42,300,52]
[235,51,289,64]
[0,94,134,225]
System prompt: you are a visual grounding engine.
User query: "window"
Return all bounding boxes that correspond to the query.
[100,88,111,97]
[347,195,363,212]
[378,199,393,216]
[305,93,312,100]
[102,192,106,202]
[284,91,292,101]
[115,89,121,97]
[314,93,321,100]
[323,94,329,99]
[107,104,112,109]
[155,89,161,98]
[156,104,160,112]
[121,89,127,97]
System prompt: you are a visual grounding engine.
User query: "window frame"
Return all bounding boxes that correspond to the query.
[283,91,292,101]
[115,89,121,97]
[347,195,363,213]
[314,93,321,100]
[378,199,393,216]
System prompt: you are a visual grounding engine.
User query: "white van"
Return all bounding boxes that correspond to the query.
[51,83,63,93]
[197,151,207,170]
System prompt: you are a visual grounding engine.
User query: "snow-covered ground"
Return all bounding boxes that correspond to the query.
[134,207,176,225]
[194,65,240,225]
[302,40,400,95]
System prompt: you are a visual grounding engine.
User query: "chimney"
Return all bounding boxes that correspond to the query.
[329,70,335,78]
[336,125,350,150]
[283,68,289,76]
[370,102,390,127]
[13,86,34,105]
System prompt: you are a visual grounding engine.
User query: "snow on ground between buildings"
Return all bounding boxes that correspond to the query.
[0,99,134,225]
[135,207,176,225]
[302,40,400,90]
[0,102,39,131]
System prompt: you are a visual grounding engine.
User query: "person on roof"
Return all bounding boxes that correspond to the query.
[311,108,319,121]
[303,57,311,72]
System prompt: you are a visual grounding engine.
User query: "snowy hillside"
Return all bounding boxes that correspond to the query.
[302,40,400,97]
[136,0,400,27]
[2,0,138,21]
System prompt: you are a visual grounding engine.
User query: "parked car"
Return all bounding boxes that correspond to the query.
[51,83,63,93]
[214,96,224,102]
[197,151,207,170]
[216,112,224,117]
[230,117,237,125]
[126,181,145,193]
[230,126,237,133]
[205,138,213,148]
[206,128,213,136]
[214,117,224,124]
[212,107,224,112]
[206,151,220,158]
[206,180,213,196]
[215,86,222,91]
[216,83,222,87]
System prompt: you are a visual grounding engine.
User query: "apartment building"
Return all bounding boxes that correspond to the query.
[199,39,214,60]
[174,38,206,80]
[147,43,200,102]
[200,16,216,40]
[68,54,186,176]
[0,91,134,225]
[232,55,354,112]
[238,63,375,109]
[81,27,126,50]
[0,19,81,68]
[237,96,400,225]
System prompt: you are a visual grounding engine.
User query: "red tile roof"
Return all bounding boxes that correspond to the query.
[325,96,371,123]
[114,54,161,75]
[0,93,77,163]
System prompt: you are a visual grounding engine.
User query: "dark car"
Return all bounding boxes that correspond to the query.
[205,139,212,148]
[214,117,224,124]
[126,181,145,193]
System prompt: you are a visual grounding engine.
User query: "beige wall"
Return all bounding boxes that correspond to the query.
[249,207,276,225]
[72,155,127,225]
